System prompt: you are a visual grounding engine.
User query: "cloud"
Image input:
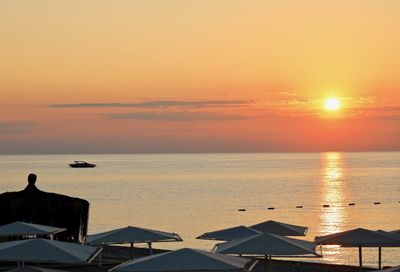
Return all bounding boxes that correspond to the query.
[270,95,377,106]
[0,121,34,134]
[378,115,400,121]
[360,106,400,112]
[106,111,249,122]
[278,91,300,97]
[345,105,400,117]
[49,100,251,109]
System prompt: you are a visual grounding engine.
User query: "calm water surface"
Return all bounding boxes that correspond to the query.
[0,152,399,268]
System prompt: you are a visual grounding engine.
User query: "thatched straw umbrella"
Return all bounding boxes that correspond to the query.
[0,174,89,243]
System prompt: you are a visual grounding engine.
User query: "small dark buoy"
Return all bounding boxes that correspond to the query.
[268,207,275,210]
[296,206,303,208]
[238,209,246,212]
[374,202,381,205]
[349,203,355,206]
[323,204,330,208]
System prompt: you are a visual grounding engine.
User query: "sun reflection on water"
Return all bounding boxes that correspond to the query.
[319,152,348,263]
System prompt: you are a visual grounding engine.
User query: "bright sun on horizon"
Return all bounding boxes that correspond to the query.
[325,98,341,111]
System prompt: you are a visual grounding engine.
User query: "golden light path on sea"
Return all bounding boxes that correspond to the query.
[319,152,347,262]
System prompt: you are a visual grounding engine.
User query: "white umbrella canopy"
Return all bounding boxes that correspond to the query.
[315,228,400,247]
[390,230,400,237]
[110,248,254,272]
[0,238,101,264]
[249,220,308,237]
[215,233,318,272]
[215,233,318,256]
[196,225,261,241]
[85,226,182,245]
[0,222,66,238]
[7,266,68,272]
[315,228,400,270]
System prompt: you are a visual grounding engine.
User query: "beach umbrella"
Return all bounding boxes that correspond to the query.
[85,226,182,256]
[197,220,307,242]
[371,266,400,272]
[7,266,69,272]
[0,238,101,265]
[215,233,319,272]
[0,174,89,243]
[376,230,400,240]
[389,230,400,237]
[110,248,255,272]
[196,225,261,241]
[249,220,308,236]
[0,221,66,239]
[315,228,400,270]
[86,226,182,245]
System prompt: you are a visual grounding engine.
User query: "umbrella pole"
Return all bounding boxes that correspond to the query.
[269,254,272,272]
[264,255,267,272]
[264,254,272,272]
[131,242,134,259]
[147,242,153,255]
[359,245,363,271]
[378,247,382,269]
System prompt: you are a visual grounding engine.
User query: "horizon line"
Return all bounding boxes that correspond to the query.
[0,150,399,156]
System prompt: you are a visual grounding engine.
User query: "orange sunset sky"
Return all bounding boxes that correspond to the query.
[1,1,399,153]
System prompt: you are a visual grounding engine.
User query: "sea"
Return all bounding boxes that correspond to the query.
[0,152,399,268]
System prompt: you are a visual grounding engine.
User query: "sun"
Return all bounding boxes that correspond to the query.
[325,98,341,111]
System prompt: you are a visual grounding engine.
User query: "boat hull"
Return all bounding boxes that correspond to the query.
[69,164,96,168]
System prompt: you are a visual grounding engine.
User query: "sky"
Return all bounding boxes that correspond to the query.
[1,0,400,154]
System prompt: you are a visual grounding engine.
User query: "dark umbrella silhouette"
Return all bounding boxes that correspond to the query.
[0,174,89,243]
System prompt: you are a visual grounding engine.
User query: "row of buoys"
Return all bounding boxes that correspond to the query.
[237,201,396,211]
